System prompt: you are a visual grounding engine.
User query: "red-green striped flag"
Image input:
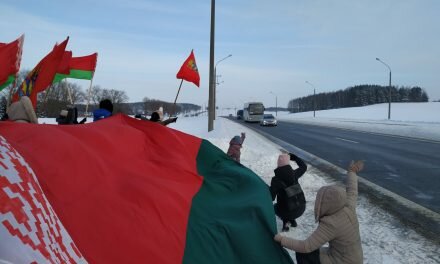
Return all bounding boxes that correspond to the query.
[0,35,24,91]
[0,115,293,264]
[52,53,98,84]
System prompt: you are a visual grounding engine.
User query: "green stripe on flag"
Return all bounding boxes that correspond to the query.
[0,75,15,91]
[183,140,293,264]
[53,69,94,84]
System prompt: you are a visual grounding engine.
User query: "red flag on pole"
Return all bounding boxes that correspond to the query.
[13,37,69,108]
[176,50,200,87]
[0,35,24,91]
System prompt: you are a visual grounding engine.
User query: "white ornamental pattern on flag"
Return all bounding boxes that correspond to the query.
[0,136,87,264]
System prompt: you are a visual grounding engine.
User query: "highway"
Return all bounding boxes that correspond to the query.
[230,118,440,214]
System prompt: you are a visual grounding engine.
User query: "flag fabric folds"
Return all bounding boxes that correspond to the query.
[0,35,24,91]
[0,115,293,264]
[53,53,98,84]
[13,37,69,107]
[176,50,200,87]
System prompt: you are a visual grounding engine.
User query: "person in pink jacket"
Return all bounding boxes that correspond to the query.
[274,160,364,264]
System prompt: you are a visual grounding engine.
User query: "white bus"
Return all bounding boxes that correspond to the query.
[243,102,265,122]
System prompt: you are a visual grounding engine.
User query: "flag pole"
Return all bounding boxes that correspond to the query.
[64,79,74,105]
[171,79,184,117]
[85,78,94,117]
[43,84,54,115]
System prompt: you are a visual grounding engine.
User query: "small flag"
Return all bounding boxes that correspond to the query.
[0,35,24,91]
[53,53,98,84]
[13,37,69,107]
[176,50,200,87]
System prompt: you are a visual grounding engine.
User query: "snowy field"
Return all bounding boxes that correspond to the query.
[38,102,439,263]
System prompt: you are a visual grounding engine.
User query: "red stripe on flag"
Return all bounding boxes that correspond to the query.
[0,115,203,263]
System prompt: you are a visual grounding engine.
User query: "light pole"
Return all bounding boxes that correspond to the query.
[208,0,215,131]
[376,57,392,120]
[214,54,232,119]
[270,91,278,116]
[305,81,316,117]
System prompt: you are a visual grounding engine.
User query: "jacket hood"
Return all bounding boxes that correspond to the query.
[7,96,38,124]
[314,185,346,222]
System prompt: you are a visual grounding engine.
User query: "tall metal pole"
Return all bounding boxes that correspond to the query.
[208,0,215,131]
[305,81,316,117]
[376,58,392,120]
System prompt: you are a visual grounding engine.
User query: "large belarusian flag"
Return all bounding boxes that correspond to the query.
[0,115,293,264]
[52,53,98,84]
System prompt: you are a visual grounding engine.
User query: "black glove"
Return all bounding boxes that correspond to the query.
[289,153,299,161]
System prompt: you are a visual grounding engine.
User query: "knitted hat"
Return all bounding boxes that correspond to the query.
[230,135,242,145]
[7,96,38,124]
[277,154,290,167]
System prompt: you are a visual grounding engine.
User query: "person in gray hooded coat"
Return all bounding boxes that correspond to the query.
[274,160,364,264]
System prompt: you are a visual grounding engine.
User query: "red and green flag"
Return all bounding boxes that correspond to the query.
[0,115,293,264]
[52,53,98,84]
[176,50,200,87]
[0,35,24,91]
[13,37,69,108]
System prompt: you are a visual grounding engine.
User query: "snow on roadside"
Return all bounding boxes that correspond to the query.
[170,116,440,264]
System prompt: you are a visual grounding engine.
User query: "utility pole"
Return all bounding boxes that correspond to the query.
[208,0,215,131]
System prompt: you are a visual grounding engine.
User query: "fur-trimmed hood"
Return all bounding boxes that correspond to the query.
[314,185,346,222]
[7,96,38,124]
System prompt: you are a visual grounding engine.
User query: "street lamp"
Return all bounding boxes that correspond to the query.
[208,0,215,132]
[376,57,392,120]
[305,81,316,117]
[270,91,278,116]
[214,54,232,119]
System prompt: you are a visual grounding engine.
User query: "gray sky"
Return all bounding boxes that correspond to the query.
[1,0,439,108]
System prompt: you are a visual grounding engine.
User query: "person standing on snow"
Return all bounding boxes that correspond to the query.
[93,99,113,122]
[227,132,246,162]
[270,152,307,231]
[274,160,365,264]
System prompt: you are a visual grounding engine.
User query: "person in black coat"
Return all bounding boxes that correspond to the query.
[270,152,307,231]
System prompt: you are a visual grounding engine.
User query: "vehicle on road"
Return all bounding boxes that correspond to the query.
[260,114,277,126]
[236,110,244,120]
[243,102,264,122]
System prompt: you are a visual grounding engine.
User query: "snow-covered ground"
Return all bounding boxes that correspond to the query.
[166,107,439,264]
[39,102,439,263]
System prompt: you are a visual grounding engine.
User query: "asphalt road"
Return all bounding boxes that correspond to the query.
[229,118,440,214]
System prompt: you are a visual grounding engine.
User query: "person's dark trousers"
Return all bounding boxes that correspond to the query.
[296,249,320,264]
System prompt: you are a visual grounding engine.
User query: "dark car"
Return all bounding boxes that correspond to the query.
[237,110,244,120]
[260,114,277,126]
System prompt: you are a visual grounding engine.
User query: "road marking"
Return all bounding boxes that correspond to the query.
[335,137,359,144]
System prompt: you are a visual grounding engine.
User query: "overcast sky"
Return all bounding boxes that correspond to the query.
[1,0,439,109]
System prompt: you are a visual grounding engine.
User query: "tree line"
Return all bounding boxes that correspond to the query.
[0,70,201,119]
[287,84,429,113]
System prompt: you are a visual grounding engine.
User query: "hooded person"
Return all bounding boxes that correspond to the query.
[6,96,38,124]
[274,160,365,264]
[226,132,246,162]
[270,152,307,231]
[93,99,113,122]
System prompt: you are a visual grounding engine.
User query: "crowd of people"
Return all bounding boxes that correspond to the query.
[2,96,177,126]
[3,97,365,263]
